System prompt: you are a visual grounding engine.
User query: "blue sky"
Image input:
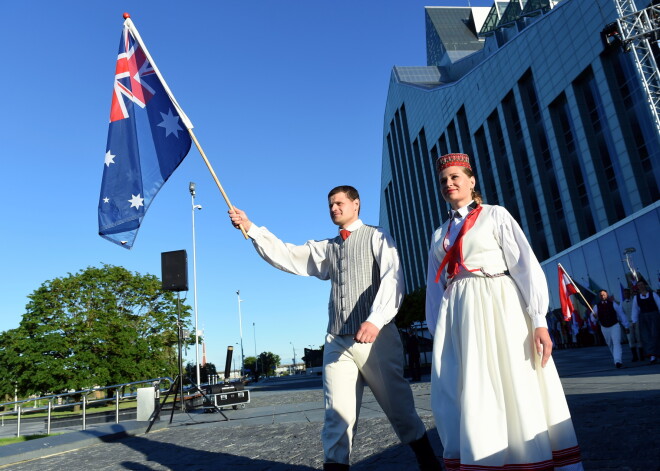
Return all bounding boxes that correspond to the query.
[0,0,492,369]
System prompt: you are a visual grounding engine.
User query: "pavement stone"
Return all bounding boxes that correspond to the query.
[0,345,658,470]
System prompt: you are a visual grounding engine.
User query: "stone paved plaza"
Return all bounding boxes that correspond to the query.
[0,345,658,470]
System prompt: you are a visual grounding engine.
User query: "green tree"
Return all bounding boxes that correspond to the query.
[395,286,426,329]
[260,352,280,377]
[0,329,21,401]
[2,264,191,398]
[243,356,257,380]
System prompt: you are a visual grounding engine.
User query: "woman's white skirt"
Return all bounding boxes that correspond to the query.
[431,274,583,470]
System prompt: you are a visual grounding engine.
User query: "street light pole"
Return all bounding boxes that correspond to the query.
[253,322,259,378]
[189,182,202,386]
[236,290,245,377]
[290,341,296,375]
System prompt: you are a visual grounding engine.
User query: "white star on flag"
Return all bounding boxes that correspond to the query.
[104,150,116,167]
[103,197,110,203]
[128,194,144,209]
[157,108,184,138]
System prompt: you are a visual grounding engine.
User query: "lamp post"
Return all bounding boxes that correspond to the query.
[236,290,245,376]
[189,182,202,386]
[290,341,296,375]
[253,322,259,378]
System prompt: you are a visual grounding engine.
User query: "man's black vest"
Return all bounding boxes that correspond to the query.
[597,300,618,328]
[637,294,659,314]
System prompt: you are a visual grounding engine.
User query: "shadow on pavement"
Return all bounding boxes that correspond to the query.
[114,433,318,470]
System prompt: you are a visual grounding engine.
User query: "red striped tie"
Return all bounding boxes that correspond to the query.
[340,229,351,240]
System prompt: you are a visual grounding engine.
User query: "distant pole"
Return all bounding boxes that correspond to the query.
[253,322,259,377]
[290,341,296,375]
[189,182,202,386]
[236,291,245,376]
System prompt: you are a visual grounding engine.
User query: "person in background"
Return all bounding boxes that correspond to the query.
[590,289,629,368]
[621,288,642,362]
[632,281,660,364]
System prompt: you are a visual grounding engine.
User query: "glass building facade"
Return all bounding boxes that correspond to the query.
[379,0,660,314]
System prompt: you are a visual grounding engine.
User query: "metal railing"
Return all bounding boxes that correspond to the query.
[0,377,173,437]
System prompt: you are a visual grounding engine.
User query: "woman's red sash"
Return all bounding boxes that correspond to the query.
[435,205,483,283]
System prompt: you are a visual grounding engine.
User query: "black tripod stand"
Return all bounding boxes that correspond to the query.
[146,292,227,433]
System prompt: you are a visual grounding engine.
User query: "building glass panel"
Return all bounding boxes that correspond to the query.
[473,125,500,205]
[502,90,548,259]
[518,70,570,251]
[487,109,521,223]
[601,51,660,204]
[548,93,596,238]
[573,67,627,224]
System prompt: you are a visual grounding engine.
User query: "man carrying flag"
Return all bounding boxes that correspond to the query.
[558,264,579,321]
[98,13,192,248]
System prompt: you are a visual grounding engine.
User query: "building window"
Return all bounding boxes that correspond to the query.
[487,109,522,223]
[474,126,499,206]
[501,91,549,259]
[457,106,474,159]
[518,70,571,252]
[418,129,443,231]
[439,133,449,155]
[447,120,459,152]
[548,93,596,238]
[387,128,416,293]
[601,51,660,204]
[573,67,626,224]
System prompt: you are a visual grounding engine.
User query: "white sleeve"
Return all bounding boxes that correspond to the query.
[614,302,629,328]
[493,206,549,329]
[425,232,444,337]
[365,229,405,329]
[247,225,330,280]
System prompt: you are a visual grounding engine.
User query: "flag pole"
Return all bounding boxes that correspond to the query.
[558,263,595,314]
[123,13,248,239]
[188,129,248,239]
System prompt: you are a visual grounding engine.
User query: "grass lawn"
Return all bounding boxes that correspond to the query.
[0,434,60,447]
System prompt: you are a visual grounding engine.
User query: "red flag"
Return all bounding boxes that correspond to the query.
[558,264,578,321]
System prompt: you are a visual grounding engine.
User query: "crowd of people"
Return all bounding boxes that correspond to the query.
[547,283,660,367]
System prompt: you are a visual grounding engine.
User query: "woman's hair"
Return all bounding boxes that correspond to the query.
[455,167,483,205]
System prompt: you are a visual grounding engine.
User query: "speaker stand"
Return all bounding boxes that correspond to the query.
[146,293,227,433]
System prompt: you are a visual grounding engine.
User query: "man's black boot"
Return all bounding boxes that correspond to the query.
[632,348,639,362]
[323,463,350,471]
[409,433,442,470]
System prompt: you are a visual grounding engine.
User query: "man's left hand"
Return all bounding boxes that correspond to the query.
[354,321,380,344]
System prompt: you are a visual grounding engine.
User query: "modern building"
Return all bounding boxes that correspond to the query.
[379,0,660,315]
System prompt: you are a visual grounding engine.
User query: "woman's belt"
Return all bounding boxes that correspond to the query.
[448,268,510,284]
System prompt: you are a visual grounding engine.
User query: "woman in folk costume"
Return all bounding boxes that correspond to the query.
[425,153,582,471]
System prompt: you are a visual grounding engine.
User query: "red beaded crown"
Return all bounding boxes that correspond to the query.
[436,153,472,172]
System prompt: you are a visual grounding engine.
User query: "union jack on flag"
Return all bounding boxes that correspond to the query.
[98,16,192,249]
[110,28,156,122]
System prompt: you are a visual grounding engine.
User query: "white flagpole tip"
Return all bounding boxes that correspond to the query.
[123,12,131,19]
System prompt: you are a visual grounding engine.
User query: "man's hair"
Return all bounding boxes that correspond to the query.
[599,289,608,295]
[328,185,360,201]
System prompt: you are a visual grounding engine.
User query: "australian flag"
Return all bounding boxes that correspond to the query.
[99,20,191,248]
